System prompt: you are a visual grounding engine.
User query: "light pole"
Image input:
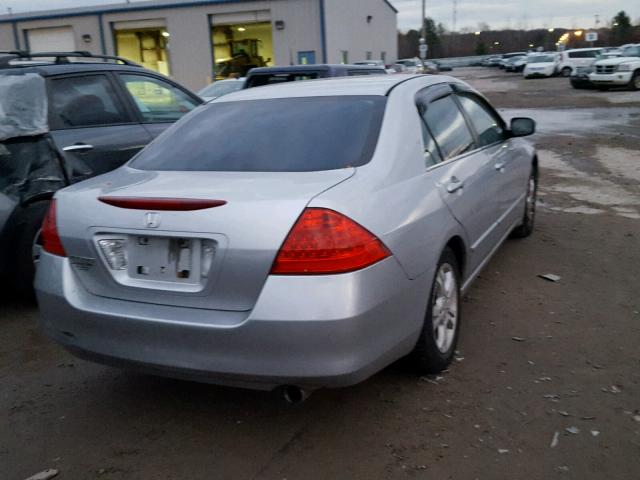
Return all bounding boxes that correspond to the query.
[419,0,428,69]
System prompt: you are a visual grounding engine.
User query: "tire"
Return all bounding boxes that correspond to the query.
[561,67,572,77]
[408,247,461,374]
[630,71,640,91]
[12,201,50,298]
[511,168,537,238]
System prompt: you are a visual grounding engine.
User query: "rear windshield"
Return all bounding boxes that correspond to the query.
[246,73,321,88]
[130,96,386,172]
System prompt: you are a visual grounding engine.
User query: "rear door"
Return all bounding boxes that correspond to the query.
[115,72,202,140]
[417,85,502,274]
[47,72,151,182]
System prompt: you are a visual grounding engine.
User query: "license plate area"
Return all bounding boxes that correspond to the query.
[94,232,217,292]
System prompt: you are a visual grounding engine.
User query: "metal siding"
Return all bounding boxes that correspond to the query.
[324,0,397,64]
[15,16,102,56]
[1,0,327,89]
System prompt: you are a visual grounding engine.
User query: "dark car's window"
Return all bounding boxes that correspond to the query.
[245,73,320,88]
[422,95,474,160]
[130,96,386,172]
[568,50,598,58]
[457,94,505,148]
[119,74,199,123]
[48,74,129,129]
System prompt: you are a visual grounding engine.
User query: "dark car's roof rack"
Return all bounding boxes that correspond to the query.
[0,50,140,69]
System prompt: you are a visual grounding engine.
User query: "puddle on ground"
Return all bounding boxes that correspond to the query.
[537,149,640,220]
[499,107,640,137]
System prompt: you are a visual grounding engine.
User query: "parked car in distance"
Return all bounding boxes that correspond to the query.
[589,44,640,90]
[36,74,538,397]
[570,66,595,89]
[499,52,527,69]
[388,63,409,74]
[0,51,202,294]
[353,60,385,67]
[557,48,603,76]
[396,57,425,73]
[244,64,386,88]
[422,61,440,74]
[198,78,245,101]
[505,55,527,72]
[483,56,502,67]
[523,53,559,78]
[434,61,453,72]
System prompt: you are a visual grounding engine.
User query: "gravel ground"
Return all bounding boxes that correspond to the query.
[2,68,639,480]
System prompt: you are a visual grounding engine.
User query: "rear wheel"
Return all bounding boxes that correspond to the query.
[561,67,572,77]
[408,248,461,374]
[13,201,50,298]
[630,71,640,91]
[511,169,537,238]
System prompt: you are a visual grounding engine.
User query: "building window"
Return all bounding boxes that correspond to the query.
[341,50,349,64]
[297,51,316,65]
[212,22,274,79]
[115,28,171,75]
[366,51,372,60]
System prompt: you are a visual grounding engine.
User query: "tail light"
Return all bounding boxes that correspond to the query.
[271,208,390,275]
[42,199,67,257]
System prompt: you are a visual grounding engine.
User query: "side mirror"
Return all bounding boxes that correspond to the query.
[510,117,536,137]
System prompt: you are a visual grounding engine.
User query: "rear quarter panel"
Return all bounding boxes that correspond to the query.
[311,79,467,281]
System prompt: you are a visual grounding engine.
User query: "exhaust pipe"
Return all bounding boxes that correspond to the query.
[281,385,310,405]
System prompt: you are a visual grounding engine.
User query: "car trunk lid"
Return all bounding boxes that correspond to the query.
[57,167,355,311]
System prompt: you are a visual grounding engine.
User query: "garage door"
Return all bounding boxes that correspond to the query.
[27,27,75,52]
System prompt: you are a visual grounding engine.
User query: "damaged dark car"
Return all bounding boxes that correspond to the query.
[0,51,202,295]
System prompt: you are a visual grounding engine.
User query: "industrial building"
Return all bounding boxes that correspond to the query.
[0,0,398,90]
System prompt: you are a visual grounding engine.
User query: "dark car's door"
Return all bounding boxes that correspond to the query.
[115,73,201,140]
[47,72,151,182]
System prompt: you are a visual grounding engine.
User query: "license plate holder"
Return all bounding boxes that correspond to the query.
[127,235,203,284]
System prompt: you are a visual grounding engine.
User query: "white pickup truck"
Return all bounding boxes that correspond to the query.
[589,44,640,90]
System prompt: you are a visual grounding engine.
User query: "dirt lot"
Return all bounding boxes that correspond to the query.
[2,68,639,480]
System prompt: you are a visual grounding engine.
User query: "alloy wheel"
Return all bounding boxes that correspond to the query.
[525,176,537,224]
[432,263,459,353]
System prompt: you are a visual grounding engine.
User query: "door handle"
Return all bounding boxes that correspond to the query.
[446,176,464,193]
[494,160,506,171]
[62,143,94,153]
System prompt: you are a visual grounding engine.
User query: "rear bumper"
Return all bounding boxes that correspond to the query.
[36,252,429,390]
[589,72,632,85]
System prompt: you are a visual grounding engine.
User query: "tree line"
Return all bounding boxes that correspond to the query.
[398,11,639,59]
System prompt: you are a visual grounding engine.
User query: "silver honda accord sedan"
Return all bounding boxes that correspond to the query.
[36,74,537,394]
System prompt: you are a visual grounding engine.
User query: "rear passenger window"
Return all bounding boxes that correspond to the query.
[422,95,474,160]
[49,74,129,129]
[457,94,505,147]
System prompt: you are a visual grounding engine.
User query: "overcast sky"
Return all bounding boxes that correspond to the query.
[0,0,637,32]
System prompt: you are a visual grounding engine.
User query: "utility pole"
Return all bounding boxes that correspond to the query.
[419,0,428,68]
[452,0,458,33]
